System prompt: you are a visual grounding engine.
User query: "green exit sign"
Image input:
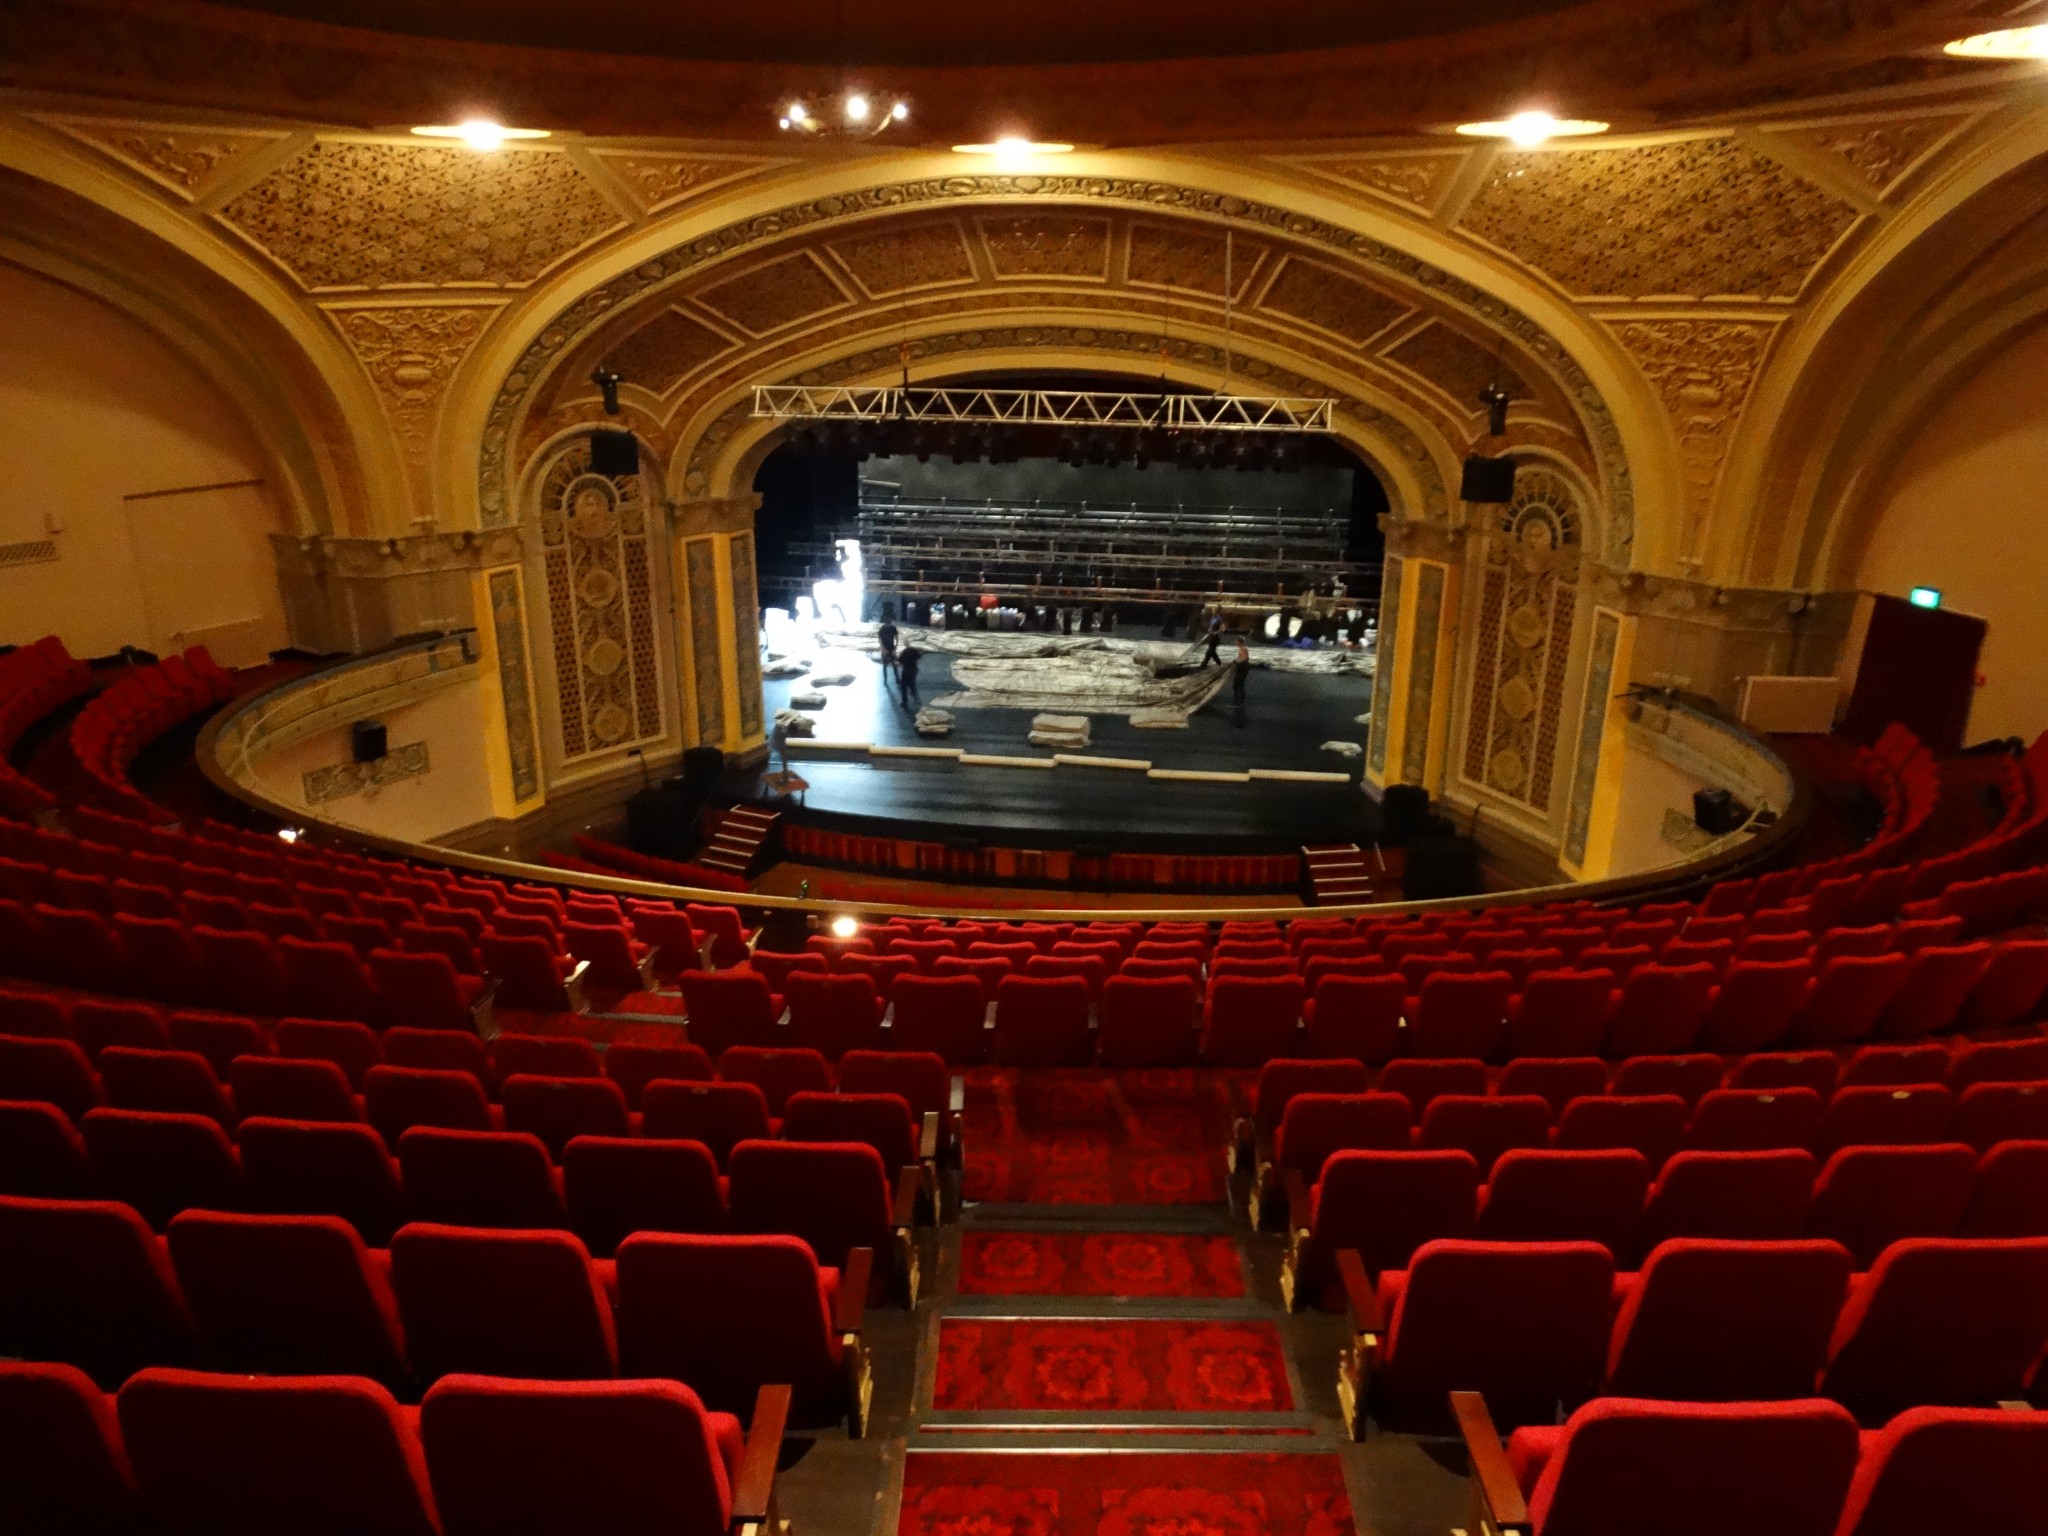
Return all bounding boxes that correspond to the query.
[1908,587,1943,610]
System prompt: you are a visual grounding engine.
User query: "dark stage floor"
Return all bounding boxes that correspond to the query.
[746,638,1380,851]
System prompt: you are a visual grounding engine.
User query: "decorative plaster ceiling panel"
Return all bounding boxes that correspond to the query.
[1386,321,1527,410]
[587,150,775,212]
[47,118,288,199]
[1294,151,1470,212]
[979,215,1114,279]
[326,302,501,498]
[825,219,977,295]
[694,251,852,334]
[1125,222,1270,297]
[1459,138,1861,300]
[606,306,737,395]
[1778,114,1969,194]
[1256,256,1411,346]
[217,142,628,290]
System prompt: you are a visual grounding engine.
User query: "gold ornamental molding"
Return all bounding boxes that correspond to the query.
[475,174,1637,561]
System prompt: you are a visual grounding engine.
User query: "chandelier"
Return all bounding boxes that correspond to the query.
[776,0,910,138]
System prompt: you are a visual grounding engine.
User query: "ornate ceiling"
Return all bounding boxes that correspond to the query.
[0,0,2035,143]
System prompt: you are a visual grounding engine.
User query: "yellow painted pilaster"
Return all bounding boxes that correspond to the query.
[1558,606,1639,881]
[470,563,547,818]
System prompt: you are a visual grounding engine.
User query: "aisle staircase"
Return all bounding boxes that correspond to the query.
[1303,841,1381,904]
[699,805,779,877]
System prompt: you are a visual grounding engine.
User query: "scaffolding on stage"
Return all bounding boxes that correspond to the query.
[751,385,1337,433]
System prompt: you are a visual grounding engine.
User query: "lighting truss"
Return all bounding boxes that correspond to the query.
[751,385,1336,433]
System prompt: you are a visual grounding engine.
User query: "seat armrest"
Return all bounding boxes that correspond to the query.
[836,1248,873,1335]
[1451,1391,1531,1536]
[636,951,657,989]
[730,1384,792,1528]
[1338,1249,1382,1337]
[697,934,720,972]
[1284,1169,1313,1235]
[919,1109,940,1162]
[891,1162,922,1229]
[563,958,592,1015]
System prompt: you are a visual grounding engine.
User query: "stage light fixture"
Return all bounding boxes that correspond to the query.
[1454,111,1607,147]
[411,120,549,152]
[778,91,910,137]
[829,914,861,939]
[1944,25,2048,57]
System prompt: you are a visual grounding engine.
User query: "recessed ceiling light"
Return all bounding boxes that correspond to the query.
[1454,111,1608,148]
[953,138,1077,171]
[411,120,549,152]
[1943,25,2048,58]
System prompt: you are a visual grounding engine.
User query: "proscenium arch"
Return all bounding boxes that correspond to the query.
[442,149,1673,567]
[0,120,414,539]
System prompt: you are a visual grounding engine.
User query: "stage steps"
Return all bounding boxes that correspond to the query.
[700,806,780,877]
[1303,841,1383,904]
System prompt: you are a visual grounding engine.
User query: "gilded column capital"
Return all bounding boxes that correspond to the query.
[278,528,528,580]
[669,494,761,538]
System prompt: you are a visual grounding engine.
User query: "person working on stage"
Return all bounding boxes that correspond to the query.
[877,615,899,679]
[897,643,923,702]
[1232,640,1251,708]
[1203,618,1224,667]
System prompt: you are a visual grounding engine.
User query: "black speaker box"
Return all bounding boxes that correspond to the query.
[1693,787,1750,835]
[679,745,725,797]
[589,429,640,477]
[350,720,387,763]
[1460,454,1517,504]
[1382,783,1432,841]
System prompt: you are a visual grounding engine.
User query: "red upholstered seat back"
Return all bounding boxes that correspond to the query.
[1642,1149,1818,1246]
[0,1360,141,1533]
[1476,1149,1651,1260]
[1274,1092,1414,1181]
[237,1116,405,1246]
[395,1126,565,1230]
[726,1138,891,1276]
[561,1135,726,1257]
[1834,1405,2048,1536]
[391,1222,616,1382]
[0,1195,198,1387]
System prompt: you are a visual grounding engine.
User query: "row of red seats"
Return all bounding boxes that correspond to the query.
[0,638,92,820]
[65,650,235,825]
[0,1199,875,1429]
[1457,1394,2038,1536]
[1325,1234,2048,1433]
[0,1358,789,1536]
[1273,1128,2042,1274]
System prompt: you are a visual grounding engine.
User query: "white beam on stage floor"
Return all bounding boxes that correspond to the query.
[751,386,1336,433]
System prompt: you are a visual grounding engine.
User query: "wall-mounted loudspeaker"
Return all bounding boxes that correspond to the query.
[1460,454,1516,504]
[589,429,640,477]
[350,720,388,763]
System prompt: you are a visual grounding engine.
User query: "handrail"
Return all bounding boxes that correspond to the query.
[199,639,1812,925]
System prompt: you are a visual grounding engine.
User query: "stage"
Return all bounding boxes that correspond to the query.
[742,631,1382,855]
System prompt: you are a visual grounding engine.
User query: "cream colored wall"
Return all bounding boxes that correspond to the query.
[248,675,500,846]
[0,261,289,661]
[1855,322,2048,745]
[1604,731,1710,879]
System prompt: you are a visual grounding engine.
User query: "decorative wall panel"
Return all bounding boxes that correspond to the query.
[1125,223,1268,298]
[219,142,626,291]
[1782,114,1966,193]
[1296,152,1468,212]
[52,118,288,198]
[1402,563,1447,783]
[696,253,851,335]
[1460,468,1583,812]
[1387,322,1527,411]
[1367,556,1402,780]
[684,537,726,747]
[1459,138,1859,300]
[827,220,977,295]
[608,308,736,397]
[730,531,764,740]
[1564,609,1623,868]
[487,569,542,802]
[980,215,1113,279]
[1258,258,1409,346]
[588,151,771,212]
[535,450,666,764]
[304,741,429,804]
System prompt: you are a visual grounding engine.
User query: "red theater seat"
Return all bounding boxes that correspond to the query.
[1418,1094,1552,1176]
[119,1368,439,1536]
[165,1210,407,1383]
[229,1055,361,1123]
[993,974,1092,1067]
[1605,1237,1853,1401]
[237,1116,406,1245]
[679,971,782,1056]
[640,1081,773,1167]
[1950,1080,2048,1153]
[1477,1149,1651,1259]
[80,1109,242,1230]
[1684,1087,1824,1152]
[562,1136,727,1256]
[1497,1058,1609,1118]
[0,1195,199,1386]
[1378,1057,1489,1118]
[274,1018,383,1089]
[1807,1143,1978,1268]
[1506,971,1615,1059]
[726,1139,909,1305]
[392,1222,617,1382]
[1200,974,1305,1067]
[1642,1149,1818,1245]
[500,1073,632,1159]
[1286,1149,1480,1308]
[396,1126,565,1230]
[1302,973,1406,1064]
[1603,964,1716,1058]
[1834,1405,2048,1536]
[785,971,885,1059]
[1961,1140,2048,1237]
[1610,1054,1723,1108]
[1407,971,1514,1061]
[1096,975,1199,1067]
[1553,1094,1689,1171]
[0,1360,143,1535]
[1696,959,1812,1054]
[492,1033,602,1081]
[0,1034,103,1121]
[363,1066,495,1146]
[0,1098,92,1197]
[603,1041,713,1109]
[718,1046,832,1116]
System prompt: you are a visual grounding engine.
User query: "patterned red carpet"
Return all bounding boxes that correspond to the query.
[932,1319,1293,1413]
[897,1452,1356,1536]
[960,1070,1238,1204]
[958,1231,1246,1298]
